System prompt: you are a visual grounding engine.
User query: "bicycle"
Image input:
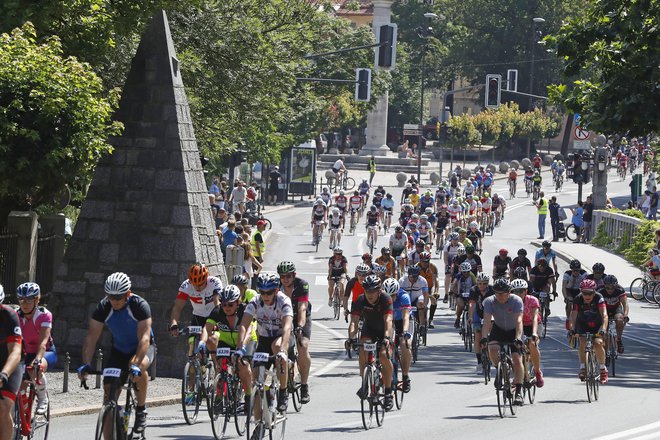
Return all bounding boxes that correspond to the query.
[210,347,248,440]
[366,224,378,255]
[12,364,50,440]
[328,226,341,250]
[604,318,620,378]
[409,307,426,364]
[508,179,516,199]
[481,346,492,385]
[525,178,532,198]
[628,270,660,303]
[579,333,600,403]
[521,337,537,405]
[532,185,540,202]
[618,164,627,181]
[357,341,386,430]
[565,224,581,242]
[312,220,324,252]
[83,368,143,440]
[287,331,303,413]
[555,174,564,192]
[247,352,287,440]
[330,276,342,320]
[459,292,472,352]
[349,210,359,236]
[390,338,405,410]
[493,343,516,418]
[383,211,393,234]
[336,172,356,192]
[534,290,552,339]
[179,326,216,425]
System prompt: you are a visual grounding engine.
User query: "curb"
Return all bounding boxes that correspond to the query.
[529,240,574,265]
[51,394,181,418]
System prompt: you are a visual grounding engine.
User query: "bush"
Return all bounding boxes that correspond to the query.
[623,220,660,266]
[591,222,614,248]
[608,207,645,220]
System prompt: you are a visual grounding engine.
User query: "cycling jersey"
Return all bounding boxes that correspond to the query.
[463,183,475,195]
[381,198,394,211]
[351,293,393,339]
[532,157,542,168]
[481,197,492,212]
[17,307,54,354]
[534,249,556,264]
[392,292,412,322]
[244,293,293,338]
[510,256,532,274]
[407,250,421,267]
[573,292,606,332]
[312,204,327,219]
[328,255,348,276]
[349,195,362,209]
[532,176,542,186]
[335,195,347,208]
[358,183,370,194]
[466,229,482,246]
[328,213,342,228]
[562,269,587,293]
[455,273,476,296]
[509,170,517,181]
[419,196,434,211]
[0,305,22,365]
[345,277,365,303]
[455,254,482,275]
[389,233,407,251]
[177,276,223,318]
[372,195,383,208]
[366,211,379,226]
[597,286,626,312]
[399,211,413,226]
[447,205,462,220]
[529,267,555,292]
[375,256,395,277]
[417,221,431,238]
[436,213,450,230]
[484,294,523,332]
[469,285,495,320]
[285,277,311,323]
[206,303,257,347]
[493,256,512,277]
[409,194,420,207]
[398,276,429,304]
[374,188,386,197]
[419,263,438,292]
[522,295,541,326]
[91,294,153,354]
[320,192,332,205]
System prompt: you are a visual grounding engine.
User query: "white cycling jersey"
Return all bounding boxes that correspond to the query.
[320,192,332,205]
[398,276,429,304]
[448,205,462,219]
[390,234,408,251]
[245,292,293,338]
[177,276,223,318]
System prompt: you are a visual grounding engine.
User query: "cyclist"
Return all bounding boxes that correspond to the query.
[231,274,257,304]
[435,205,450,252]
[169,262,222,345]
[480,278,525,406]
[598,275,629,353]
[480,193,493,232]
[277,261,312,404]
[512,266,529,282]
[401,183,414,204]
[399,266,429,329]
[237,273,293,414]
[343,264,370,319]
[335,190,348,227]
[0,283,23,440]
[493,249,512,280]
[508,167,518,195]
[349,191,362,228]
[457,227,473,248]
[492,193,505,226]
[358,178,371,207]
[347,275,394,411]
[535,241,559,293]
[320,186,332,207]
[328,207,343,248]
[510,249,532,280]
[365,205,381,247]
[529,258,555,299]
[585,262,607,290]
[417,214,433,246]
[382,193,395,231]
[331,157,347,182]
[375,247,396,279]
[372,190,384,218]
[468,273,494,373]
[465,221,483,252]
[452,262,477,329]
[443,232,463,302]
[372,264,388,283]
[419,191,435,213]
[562,260,587,330]
[511,279,545,387]
[617,152,628,178]
[463,177,476,198]
[78,272,154,434]
[310,198,328,245]
[524,167,535,193]
[399,202,414,227]
[15,282,57,414]
[384,278,411,392]
[418,252,440,328]
[532,153,542,171]
[407,239,426,267]
[456,244,483,276]
[409,189,420,211]
[327,247,348,306]
[199,285,255,411]
[568,279,609,384]
[390,226,408,275]
[447,199,463,228]
[532,170,542,198]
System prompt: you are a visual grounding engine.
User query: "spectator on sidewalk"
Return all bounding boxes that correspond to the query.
[549,196,561,242]
[571,201,585,243]
[535,191,548,239]
[268,166,281,205]
[368,156,377,185]
[641,190,652,216]
[583,196,594,242]
[647,187,658,220]
[222,220,238,249]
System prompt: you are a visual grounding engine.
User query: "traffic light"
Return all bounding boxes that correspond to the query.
[485,74,501,108]
[376,24,398,68]
[572,154,583,183]
[355,68,371,102]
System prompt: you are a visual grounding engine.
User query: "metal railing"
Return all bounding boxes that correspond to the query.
[591,210,642,250]
[0,227,18,294]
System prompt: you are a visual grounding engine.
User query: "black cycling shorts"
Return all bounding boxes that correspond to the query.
[360,324,385,341]
[104,344,155,385]
[0,364,23,401]
[487,324,521,354]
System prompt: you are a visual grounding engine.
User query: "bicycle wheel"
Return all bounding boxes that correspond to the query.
[289,361,302,413]
[205,362,217,419]
[609,334,617,377]
[411,325,419,364]
[30,394,51,440]
[374,373,385,427]
[495,363,507,418]
[231,377,247,436]
[268,406,286,440]
[591,354,600,401]
[181,361,201,425]
[525,359,536,404]
[482,352,491,385]
[260,218,272,230]
[643,280,657,303]
[629,277,647,301]
[585,351,594,403]
[541,304,549,339]
[248,391,266,440]
[565,224,578,242]
[360,368,375,430]
[653,282,660,305]
[393,357,404,410]
[506,363,517,415]
[94,404,117,440]
[13,398,22,440]
[344,177,355,191]
[210,375,229,440]
[333,288,341,320]
[467,325,473,353]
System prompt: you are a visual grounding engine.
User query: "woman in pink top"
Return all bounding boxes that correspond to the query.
[16,282,56,414]
[510,279,545,388]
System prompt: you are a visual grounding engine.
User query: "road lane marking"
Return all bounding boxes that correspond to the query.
[592,420,660,440]
[310,320,347,378]
[315,275,328,286]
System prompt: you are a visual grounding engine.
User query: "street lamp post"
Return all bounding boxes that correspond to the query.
[417,12,438,184]
[526,16,545,157]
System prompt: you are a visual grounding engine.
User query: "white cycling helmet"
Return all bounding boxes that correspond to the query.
[510,279,528,291]
[332,207,340,214]
[383,278,400,296]
[476,272,490,283]
[339,190,345,195]
[469,221,479,229]
[420,214,428,220]
[456,245,466,256]
[104,272,131,296]
[314,198,325,206]
[322,186,329,192]
[459,262,472,272]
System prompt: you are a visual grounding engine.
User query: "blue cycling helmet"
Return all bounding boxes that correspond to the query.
[257,272,280,291]
[16,282,41,298]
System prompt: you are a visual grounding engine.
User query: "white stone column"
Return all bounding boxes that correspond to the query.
[360,0,394,157]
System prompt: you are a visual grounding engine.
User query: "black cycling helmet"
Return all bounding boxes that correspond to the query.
[407,266,421,277]
[381,246,390,255]
[395,225,403,233]
[517,248,527,257]
[415,239,425,247]
[592,262,605,273]
[465,244,476,254]
[569,259,581,270]
[362,275,381,291]
[513,267,527,279]
[231,274,248,285]
[542,240,551,248]
[603,274,618,285]
[493,278,511,293]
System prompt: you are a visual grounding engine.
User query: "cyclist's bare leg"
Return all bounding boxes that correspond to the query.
[298,337,311,386]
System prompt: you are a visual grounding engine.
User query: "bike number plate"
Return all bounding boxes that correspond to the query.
[462,292,470,298]
[216,347,231,357]
[363,343,377,352]
[539,291,548,298]
[103,368,122,378]
[187,326,202,335]
[253,352,269,363]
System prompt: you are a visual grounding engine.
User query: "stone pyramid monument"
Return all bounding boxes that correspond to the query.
[51,10,224,375]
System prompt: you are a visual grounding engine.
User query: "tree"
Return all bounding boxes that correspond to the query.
[0,23,122,220]
[547,0,660,134]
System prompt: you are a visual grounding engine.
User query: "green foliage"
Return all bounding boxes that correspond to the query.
[590,222,614,248]
[623,220,660,267]
[0,23,122,219]
[547,0,660,134]
[608,207,645,220]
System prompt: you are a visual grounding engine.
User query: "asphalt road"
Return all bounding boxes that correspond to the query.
[49,168,660,440]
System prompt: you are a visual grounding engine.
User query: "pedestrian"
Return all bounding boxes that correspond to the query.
[535,191,548,239]
[240,234,262,286]
[571,201,584,243]
[222,220,238,248]
[549,196,561,242]
[368,155,376,185]
[209,177,220,197]
[641,190,651,216]
[647,187,659,220]
[268,166,281,205]
[583,195,593,242]
[251,220,267,264]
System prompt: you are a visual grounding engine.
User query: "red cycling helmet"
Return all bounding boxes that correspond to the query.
[362,253,372,261]
[580,279,597,291]
[499,248,508,256]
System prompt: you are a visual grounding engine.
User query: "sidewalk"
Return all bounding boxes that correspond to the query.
[530,240,641,287]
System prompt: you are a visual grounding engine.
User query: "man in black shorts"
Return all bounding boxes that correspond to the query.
[347,275,394,411]
[0,285,23,440]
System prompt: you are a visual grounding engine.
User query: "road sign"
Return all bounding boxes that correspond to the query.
[574,126,590,140]
[403,129,422,136]
[403,124,422,130]
[573,140,591,150]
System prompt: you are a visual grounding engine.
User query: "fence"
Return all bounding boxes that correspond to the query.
[591,210,642,250]
[0,227,18,293]
[36,234,57,297]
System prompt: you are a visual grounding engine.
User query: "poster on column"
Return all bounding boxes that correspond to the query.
[289,147,316,195]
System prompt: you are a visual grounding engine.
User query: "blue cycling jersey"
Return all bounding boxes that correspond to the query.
[393,291,412,321]
[381,198,394,210]
[91,294,153,354]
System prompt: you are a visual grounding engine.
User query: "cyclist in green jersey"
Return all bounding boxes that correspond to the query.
[231,274,257,303]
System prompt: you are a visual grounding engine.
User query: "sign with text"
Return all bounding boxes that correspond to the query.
[289,147,316,195]
[573,140,591,150]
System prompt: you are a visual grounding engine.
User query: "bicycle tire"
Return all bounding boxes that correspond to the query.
[643,280,656,303]
[261,218,272,231]
[467,325,473,353]
[205,361,216,419]
[565,224,578,242]
[345,177,355,191]
[94,404,117,440]
[250,391,266,440]
[629,277,646,301]
[652,281,660,305]
[360,368,375,430]
[482,350,491,385]
[421,324,427,346]
[591,352,600,401]
[13,396,22,440]
[210,375,229,440]
[181,361,201,425]
[30,394,50,440]
[372,368,384,427]
[268,408,286,440]
[393,353,404,410]
[289,369,302,413]
[585,351,594,403]
[506,362,517,415]
[609,334,617,378]
[333,287,341,320]
[495,363,507,418]
[525,359,536,404]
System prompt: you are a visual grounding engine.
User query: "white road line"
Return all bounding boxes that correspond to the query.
[592,421,660,440]
[315,275,328,286]
[310,320,347,377]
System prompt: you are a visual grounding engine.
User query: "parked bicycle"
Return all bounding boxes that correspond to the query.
[179,326,216,425]
[628,269,660,304]
[12,364,50,440]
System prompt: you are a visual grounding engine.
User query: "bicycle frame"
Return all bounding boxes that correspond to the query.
[15,365,48,439]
